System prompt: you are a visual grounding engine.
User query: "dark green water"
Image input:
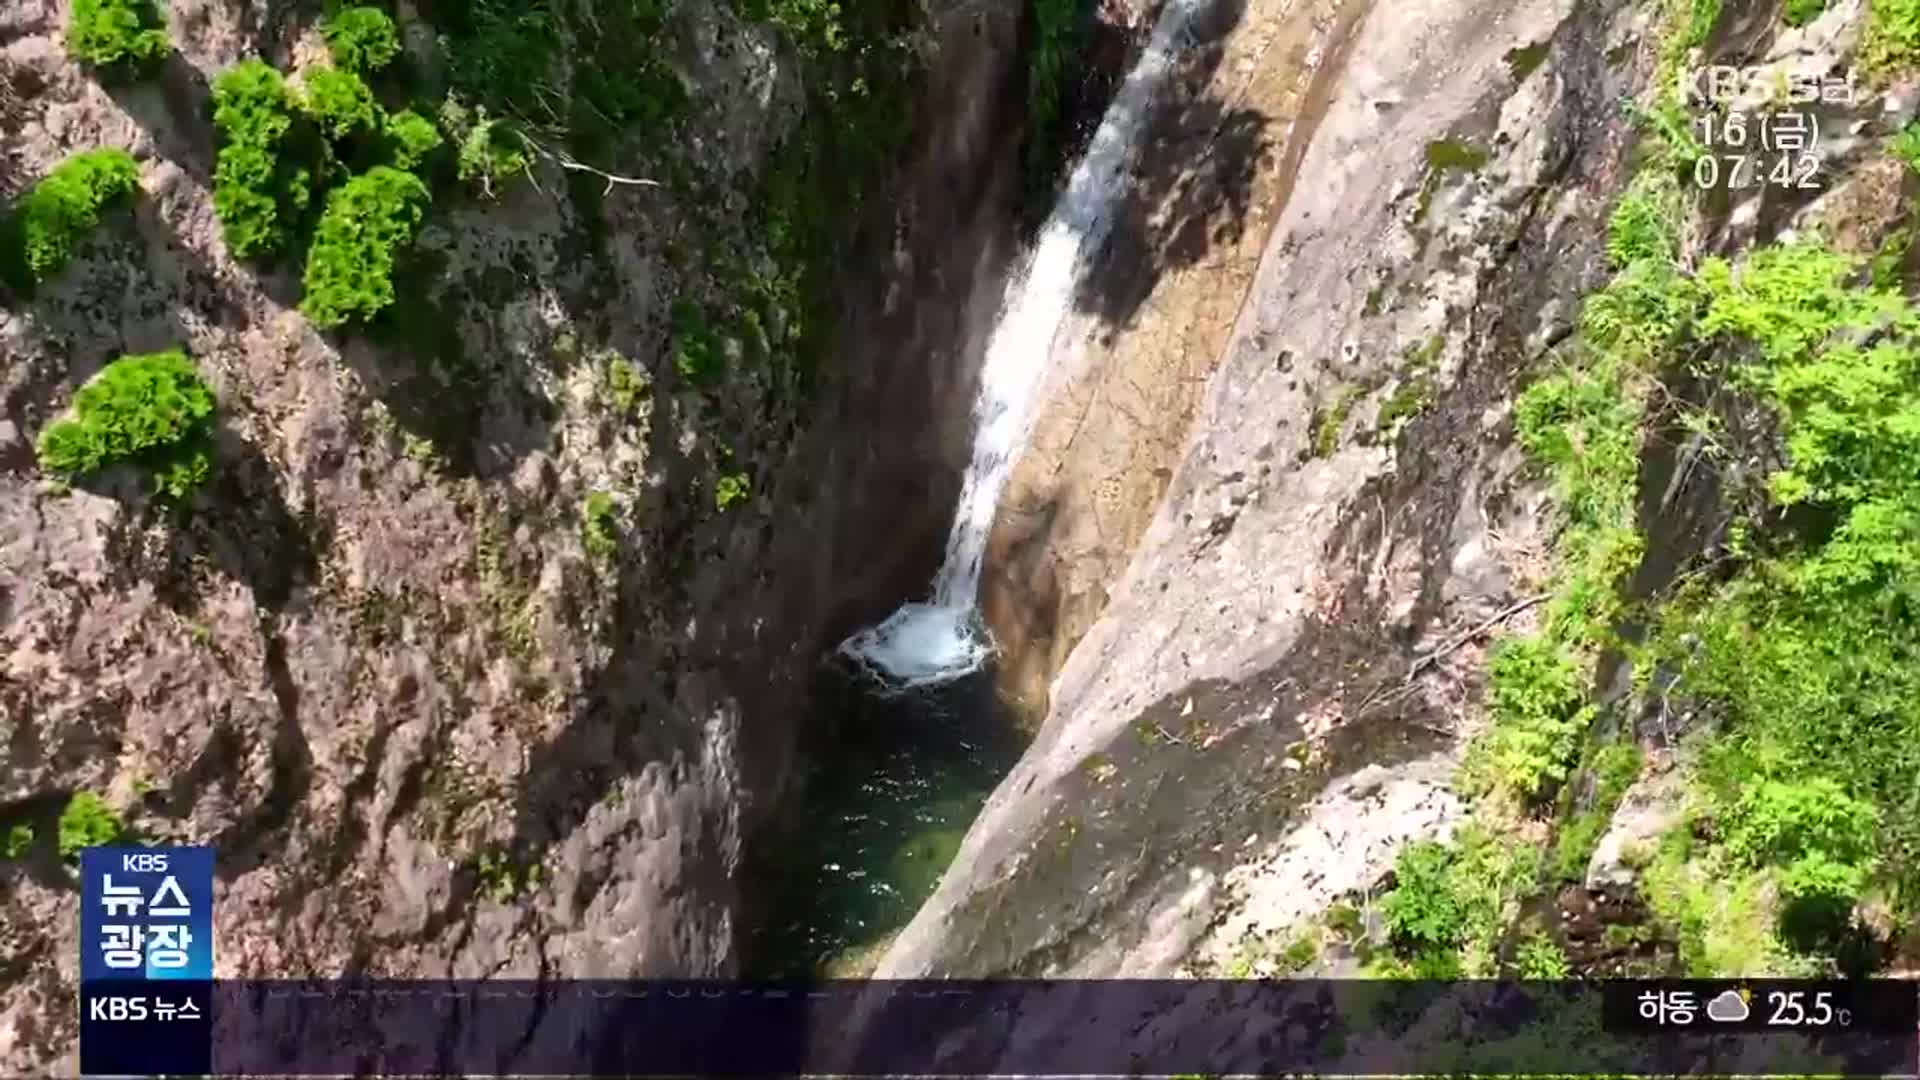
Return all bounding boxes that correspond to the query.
[749,667,1027,976]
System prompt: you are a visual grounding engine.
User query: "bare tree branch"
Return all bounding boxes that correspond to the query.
[516,132,665,197]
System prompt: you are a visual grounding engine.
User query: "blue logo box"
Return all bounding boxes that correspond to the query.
[80,846,214,981]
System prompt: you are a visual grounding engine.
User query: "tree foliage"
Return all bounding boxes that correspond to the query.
[0,148,139,288]
[300,67,383,141]
[211,59,313,260]
[66,0,170,75]
[300,166,431,328]
[36,349,217,499]
[321,5,402,73]
[385,109,444,172]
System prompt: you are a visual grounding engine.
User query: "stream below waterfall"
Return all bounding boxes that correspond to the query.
[748,667,1027,976]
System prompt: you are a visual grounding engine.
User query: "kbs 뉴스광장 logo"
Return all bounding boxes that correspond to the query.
[79,846,216,1077]
[80,846,215,980]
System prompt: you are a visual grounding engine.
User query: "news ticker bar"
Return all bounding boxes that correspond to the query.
[78,978,1918,1077]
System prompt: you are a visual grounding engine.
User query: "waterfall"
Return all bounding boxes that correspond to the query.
[837,0,1205,691]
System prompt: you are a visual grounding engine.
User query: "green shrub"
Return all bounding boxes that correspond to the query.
[36,349,216,499]
[1677,0,1722,50]
[1553,744,1644,881]
[1466,636,1593,800]
[671,300,724,385]
[211,59,313,259]
[605,353,650,412]
[0,148,140,288]
[429,0,682,155]
[1892,124,1920,173]
[300,67,383,141]
[448,105,529,196]
[1782,0,1825,25]
[1865,0,1920,73]
[440,0,561,114]
[3,823,34,859]
[582,491,618,560]
[1723,778,1877,899]
[384,109,443,171]
[1425,138,1490,172]
[1512,932,1570,978]
[321,6,401,72]
[744,0,846,54]
[1604,175,1680,269]
[475,848,543,900]
[66,0,170,74]
[300,165,430,328]
[57,793,126,862]
[1381,841,1464,951]
[715,472,750,511]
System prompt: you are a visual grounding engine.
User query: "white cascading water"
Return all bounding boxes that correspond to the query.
[836,0,1207,692]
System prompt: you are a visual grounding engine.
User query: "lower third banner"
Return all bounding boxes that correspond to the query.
[76,978,1920,1077]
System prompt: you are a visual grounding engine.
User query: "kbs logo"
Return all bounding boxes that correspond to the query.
[1679,65,1859,107]
[88,996,149,1021]
[121,852,168,873]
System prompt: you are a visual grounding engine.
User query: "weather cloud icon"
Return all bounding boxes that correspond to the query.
[1707,989,1751,1023]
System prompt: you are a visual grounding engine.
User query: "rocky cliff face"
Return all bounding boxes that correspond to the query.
[0,0,1027,1067]
[895,0,1920,990]
[885,0,1647,976]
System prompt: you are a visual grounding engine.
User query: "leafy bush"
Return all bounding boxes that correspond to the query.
[300,165,431,328]
[1604,175,1680,269]
[300,67,383,141]
[604,352,650,412]
[1782,0,1825,25]
[1891,123,1920,173]
[1,148,140,288]
[1381,829,1541,977]
[66,0,170,74]
[1466,636,1593,800]
[1512,932,1570,978]
[58,793,126,861]
[2,823,31,858]
[1553,743,1644,881]
[321,6,401,72]
[563,0,685,147]
[1723,779,1877,894]
[439,0,560,114]
[671,300,724,385]
[440,98,528,196]
[715,472,751,511]
[744,0,847,54]
[384,109,443,171]
[1633,237,1920,923]
[1676,0,1722,50]
[211,59,313,259]
[36,349,216,499]
[1381,841,1464,952]
[1864,0,1920,73]
[582,491,618,560]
